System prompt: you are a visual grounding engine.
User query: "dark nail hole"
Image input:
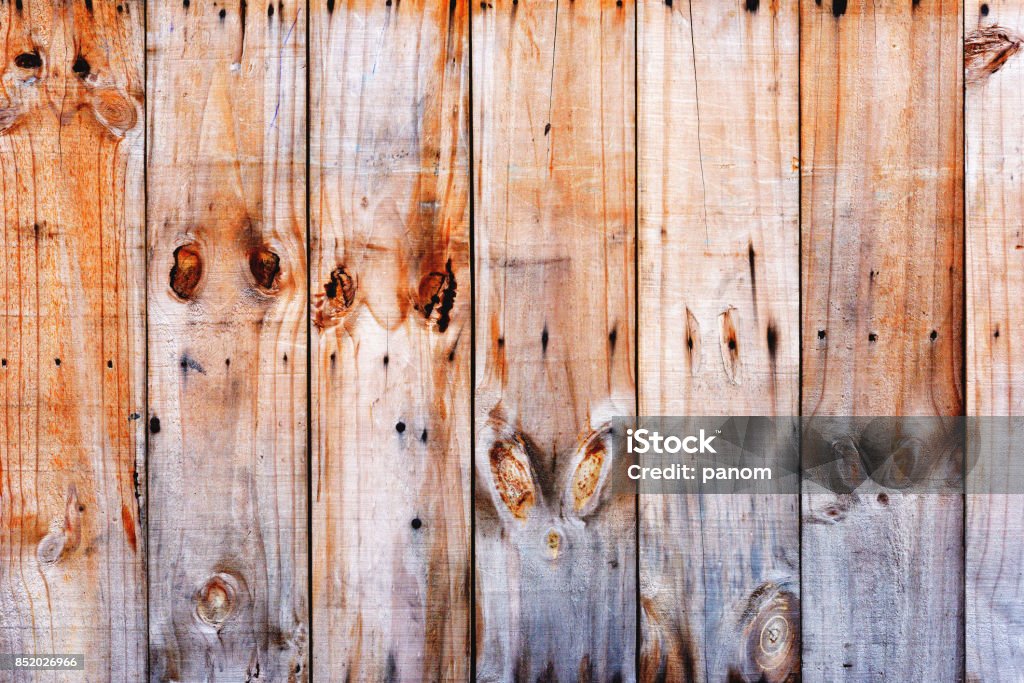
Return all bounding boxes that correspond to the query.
[107,360,113,368]
[225,358,231,366]
[868,333,878,342]
[78,505,85,512]
[877,493,889,505]
[727,339,737,351]
[267,2,274,15]
[420,429,428,443]
[817,329,826,340]
[15,52,42,69]
[72,56,90,77]
[1,359,6,367]
[219,8,227,17]
[54,358,61,366]
[930,330,938,341]
[183,0,190,7]
[411,518,422,530]
[396,421,406,434]
[981,3,989,16]
[383,355,389,366]
[149,416,162,434]
[282,353,288,363]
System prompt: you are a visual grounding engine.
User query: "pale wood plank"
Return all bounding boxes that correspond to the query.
[309,0,471,679]
[0,1,146,680]
[965,1,1024,678]
[800,0,963,679]
[146,0,308,679]
[472,0,636,678]
[637,2,800,680]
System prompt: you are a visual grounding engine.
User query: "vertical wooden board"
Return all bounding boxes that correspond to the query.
[801,0,963,679]
[146,0,307,679]
[637,2,800,681]
[965,1,1024,678]
[309,0,471,679]
[0,1,146,679]
[473,0,636,679]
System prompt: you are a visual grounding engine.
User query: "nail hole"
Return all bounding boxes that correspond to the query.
[868,333,878,342]
[107,360,113,368]
[396,421,406,434]
[817,329,826,340]
[981,3,989,15]
[930,330,938,341]
[411,518,422,530]
[149,417,161,434]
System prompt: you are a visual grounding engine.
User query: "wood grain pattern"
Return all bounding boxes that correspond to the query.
[146,0,308,679]
[637,2,800,681]
[966,1,1024,679]
[0,1,146,680]
[801,0,963,679]
[472,0,636,678]
[309,0,471,679]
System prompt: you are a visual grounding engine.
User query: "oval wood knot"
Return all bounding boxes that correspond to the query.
[966,25,1024,84]
[90,87,138,136]
[415,258,456,332]
[248,246,281,291]
[194,573,239,629]
[170,244,203,300]
[489,436,536,520]
[737,581,799,681]
[313,266,356,330]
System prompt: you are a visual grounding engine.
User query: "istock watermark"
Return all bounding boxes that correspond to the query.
[608,416,1024,495]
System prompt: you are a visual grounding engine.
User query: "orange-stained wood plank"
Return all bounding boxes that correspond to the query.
[800,0,964,679]
[146,0,308,678]
[309,0,472,678]
[0,1,146,680]
[472,0,637,678]
[637,1,801,680]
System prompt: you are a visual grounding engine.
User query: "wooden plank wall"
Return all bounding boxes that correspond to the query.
[638,2,800,680]
[8,0,1024,681]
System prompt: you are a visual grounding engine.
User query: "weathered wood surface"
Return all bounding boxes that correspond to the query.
[0,1,146,680]
[966,1,1024,679]
[472,0,636,678]
[146,0,308,679]
[309,0,471,679]
[638,2,800,681]
[801,0,963,680]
